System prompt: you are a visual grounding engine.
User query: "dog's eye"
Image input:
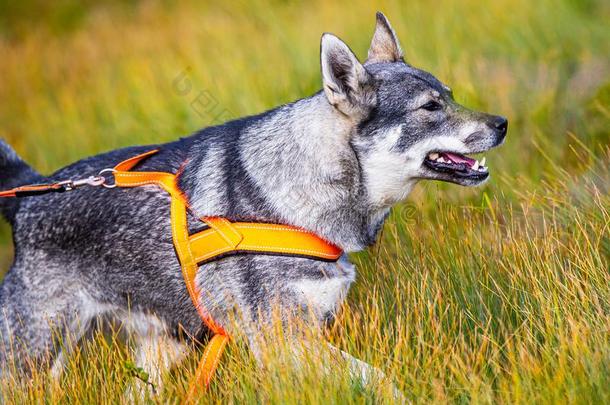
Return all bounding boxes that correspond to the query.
[421,100,443,111]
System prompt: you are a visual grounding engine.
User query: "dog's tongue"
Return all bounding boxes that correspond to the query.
[442,152,476,166]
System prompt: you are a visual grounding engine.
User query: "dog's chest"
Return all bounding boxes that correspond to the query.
[288,255,356,315]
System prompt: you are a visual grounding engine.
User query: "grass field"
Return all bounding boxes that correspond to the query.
[0,0,609,403]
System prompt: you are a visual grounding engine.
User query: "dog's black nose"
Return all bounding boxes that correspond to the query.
[492,116,508,136]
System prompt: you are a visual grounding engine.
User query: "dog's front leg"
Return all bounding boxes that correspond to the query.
[127,332,188,400]
[246,331,404,402]
[325,343,405,402]
[229,254,403,399]
[308,341,405,401]
[326,343,388,386]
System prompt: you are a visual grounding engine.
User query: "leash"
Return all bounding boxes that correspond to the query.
[0,149,343,401]
[0,172,114,197]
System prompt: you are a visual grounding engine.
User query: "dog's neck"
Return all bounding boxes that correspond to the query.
[180,93,402,252]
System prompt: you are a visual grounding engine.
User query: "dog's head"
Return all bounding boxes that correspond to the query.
[321,12,507,206]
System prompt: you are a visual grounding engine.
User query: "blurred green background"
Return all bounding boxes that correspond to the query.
[0,1,608,403]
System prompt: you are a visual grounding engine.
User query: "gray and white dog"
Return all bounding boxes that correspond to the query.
[0,13,506,393]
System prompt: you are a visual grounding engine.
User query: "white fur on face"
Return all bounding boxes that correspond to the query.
[359,125,417,207]
[456,121,482,140]
[359,121,489,207]
[403,121,484,162]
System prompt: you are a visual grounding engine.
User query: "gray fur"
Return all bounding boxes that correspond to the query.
[0,12,506,394]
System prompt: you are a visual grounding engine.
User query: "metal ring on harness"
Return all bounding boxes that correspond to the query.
[98,168,118,189]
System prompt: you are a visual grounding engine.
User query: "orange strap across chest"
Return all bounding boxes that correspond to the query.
[111,150,342,400]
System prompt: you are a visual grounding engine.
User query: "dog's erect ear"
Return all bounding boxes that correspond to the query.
[366,12,403,64]
[321,33,375,118]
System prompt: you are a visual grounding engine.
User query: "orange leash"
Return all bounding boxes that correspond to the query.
[0,175,107,197]
[0,183,66,197]
[0,149,343,400]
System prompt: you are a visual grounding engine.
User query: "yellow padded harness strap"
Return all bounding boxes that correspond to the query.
[110,150,343,399]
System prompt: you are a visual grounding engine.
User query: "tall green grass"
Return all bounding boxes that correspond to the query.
[0,0,608,403]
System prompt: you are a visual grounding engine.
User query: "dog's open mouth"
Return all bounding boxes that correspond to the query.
[424,152,489,181]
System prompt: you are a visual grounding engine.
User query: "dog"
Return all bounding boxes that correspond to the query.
[0,12,506,396]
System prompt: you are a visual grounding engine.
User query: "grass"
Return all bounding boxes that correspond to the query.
[0,0,609,403]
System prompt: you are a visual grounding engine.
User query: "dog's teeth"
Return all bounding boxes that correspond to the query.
[480,157,486,167]
[437,157,446,163]
[478,166,487,172]
[472,160,480,170]
[429,152,439,160]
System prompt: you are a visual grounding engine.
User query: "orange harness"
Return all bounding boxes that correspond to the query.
[0,149,342,400]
